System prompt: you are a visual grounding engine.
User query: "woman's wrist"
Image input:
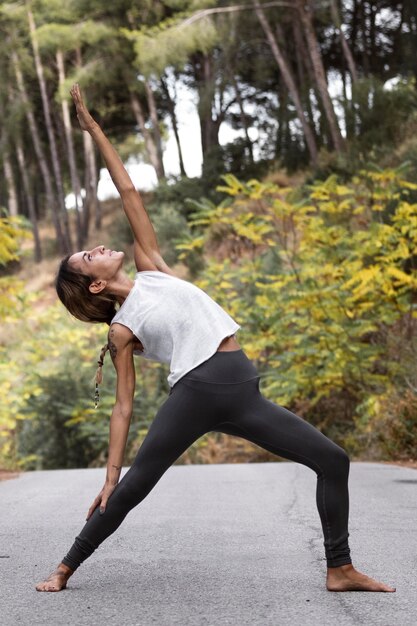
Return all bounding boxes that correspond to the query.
[106,463,122,485]
[87,120,100,135]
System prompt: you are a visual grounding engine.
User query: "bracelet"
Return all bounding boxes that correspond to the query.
[111,464,122,470]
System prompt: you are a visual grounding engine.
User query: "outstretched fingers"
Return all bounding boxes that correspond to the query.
[70,83,82,105]
[70,84,96,131]
[86,494,101,520]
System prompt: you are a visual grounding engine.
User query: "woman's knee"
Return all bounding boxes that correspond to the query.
[321,443,350,479]
[336,446,350,475]
[111,467,150,509]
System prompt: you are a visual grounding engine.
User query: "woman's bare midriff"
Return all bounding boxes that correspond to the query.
[216,334,241,352]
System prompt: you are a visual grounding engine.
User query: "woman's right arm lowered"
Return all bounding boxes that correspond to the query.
[86,324,136,520]
[70,84,166,270]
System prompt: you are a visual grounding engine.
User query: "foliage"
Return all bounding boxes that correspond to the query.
[147,202,190,266]
[150,175,216,209]
[348,78,417,152]
[0,214,32,318]
[2,166,417,469]
[0,299,171,470]
[175,169,417,457]
[3,0,417,260]
[109,195,190,268]
[376,389,417,461]
[0,291,226,469]
[124,11,219,77]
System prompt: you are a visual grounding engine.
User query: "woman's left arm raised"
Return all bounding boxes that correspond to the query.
[70,84,174,274]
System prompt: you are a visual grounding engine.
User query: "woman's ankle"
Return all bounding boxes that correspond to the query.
[56,562,74,576]
[327,563,354,573]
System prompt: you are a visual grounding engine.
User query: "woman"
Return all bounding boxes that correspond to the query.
[36,85,395,593]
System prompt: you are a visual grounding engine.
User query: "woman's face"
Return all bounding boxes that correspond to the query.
[69,245,124,282]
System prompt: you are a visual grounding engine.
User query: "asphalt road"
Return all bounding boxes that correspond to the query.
[0,462,415,626]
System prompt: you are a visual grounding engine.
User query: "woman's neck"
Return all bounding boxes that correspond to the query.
[107,272,135,305]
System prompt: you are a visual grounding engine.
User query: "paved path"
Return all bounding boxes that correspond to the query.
[0,462,415,626]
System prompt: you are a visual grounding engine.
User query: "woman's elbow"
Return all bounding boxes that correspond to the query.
[120,184,138,197]
[114,401,133,419]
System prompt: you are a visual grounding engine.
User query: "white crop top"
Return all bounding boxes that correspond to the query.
[111,270,241,388]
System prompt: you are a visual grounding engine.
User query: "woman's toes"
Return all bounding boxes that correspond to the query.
[35,577,65,592]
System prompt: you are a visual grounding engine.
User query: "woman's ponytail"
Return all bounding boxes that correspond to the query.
[94,343,110,408]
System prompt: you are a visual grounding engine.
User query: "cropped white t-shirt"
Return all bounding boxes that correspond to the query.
[111,271,241,388]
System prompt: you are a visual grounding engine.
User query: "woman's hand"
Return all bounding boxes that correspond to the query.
[86,482,117,520]
[70,83,97,132]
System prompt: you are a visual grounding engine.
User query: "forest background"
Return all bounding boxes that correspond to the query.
[1,0,417,472]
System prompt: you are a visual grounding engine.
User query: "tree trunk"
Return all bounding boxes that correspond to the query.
[291,18,306,92]
[195,52,222,157]
[0,100,17,216]
[83,132,100,232]
[330,0,358,84]
[56,49,85,250]
[202,53,215,154]
[230,72,255,165]
[369,1,377,70]
[129,90,161,180]
[3,154,19,216]
[276,83,285,159]
[253,0,318,165]
[291,12,329,150]
[75,47,101,233]
[410,3,417,83]
[296,0,345,152]
[358,1,370,77]
[291,17,317,142]
[160,74,187,176]
[27,4,72,252]
[144,80,165,180]
[16,140,42,262]
[12,49,66,254]
[351,0,359,57]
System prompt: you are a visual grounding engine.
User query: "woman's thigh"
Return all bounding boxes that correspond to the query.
[214,379,346,474]
[117,382,221,498]
[132,389,213,472]
[68,386,218,549]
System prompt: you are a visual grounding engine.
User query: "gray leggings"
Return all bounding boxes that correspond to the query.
[62,349,351,571]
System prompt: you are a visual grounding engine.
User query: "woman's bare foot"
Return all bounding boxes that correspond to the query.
[35,563,73,592]
[327,564,396,592]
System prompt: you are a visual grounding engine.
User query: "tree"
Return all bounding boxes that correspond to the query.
[0,215,31,318]
[296,0,345,152]
[176,169,417,454]
[329,0,358,84]
[160,72,187,176]
[56,48,85,248]
[253,0,318,165]
[12,47,66,254]
[15,139,42,262]
[27,3,73,252]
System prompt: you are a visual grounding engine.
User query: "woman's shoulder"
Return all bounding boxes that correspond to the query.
[108,322,135,342]
[135,269,178,279]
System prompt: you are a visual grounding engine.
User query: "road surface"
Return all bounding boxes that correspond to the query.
[0,462,414,625]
